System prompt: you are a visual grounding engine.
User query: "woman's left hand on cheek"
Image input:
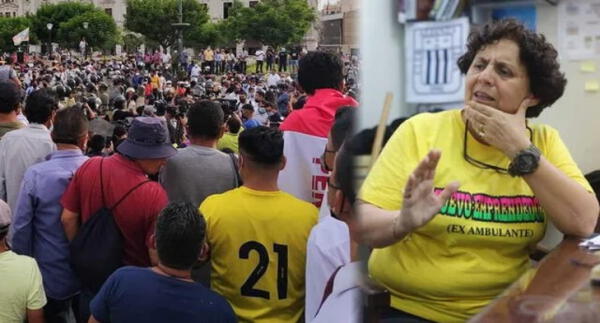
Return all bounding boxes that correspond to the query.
[465,98,532,158]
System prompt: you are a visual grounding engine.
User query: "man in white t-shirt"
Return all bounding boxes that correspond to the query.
[255,49,265,73]
[79,38,87,57]
[267,70,281,88]
[0,200,47,323]
[162,51,171,65]
[190,62,202,79]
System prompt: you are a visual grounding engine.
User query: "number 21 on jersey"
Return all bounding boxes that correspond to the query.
[239,241,288,300]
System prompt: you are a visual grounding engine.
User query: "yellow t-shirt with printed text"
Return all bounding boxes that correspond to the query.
[200,186,318,323]
[359,109,592,322]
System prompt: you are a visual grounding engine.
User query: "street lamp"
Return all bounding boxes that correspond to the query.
[172,0,190,78]
[46,23,53,55]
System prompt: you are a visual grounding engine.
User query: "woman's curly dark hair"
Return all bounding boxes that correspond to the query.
[457,19,567,118]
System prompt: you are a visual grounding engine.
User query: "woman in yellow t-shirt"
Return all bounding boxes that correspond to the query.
[355,19,599,322]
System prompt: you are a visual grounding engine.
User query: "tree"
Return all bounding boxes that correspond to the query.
[187,21,231,49]
[31,2,118,51]
[31,2,95,44]
[0,17,36,52]
[124,0,209,50]
[122,33,144,53]
[58,11,118,51]
[225,0,316,49]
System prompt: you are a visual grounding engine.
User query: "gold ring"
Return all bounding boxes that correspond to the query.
[478,124,485,136]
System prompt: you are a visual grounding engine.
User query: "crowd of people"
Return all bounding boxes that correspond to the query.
[0,47,363,323]
[3,17,591,323]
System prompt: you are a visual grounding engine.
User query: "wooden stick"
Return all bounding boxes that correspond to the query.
[370,92,393,168]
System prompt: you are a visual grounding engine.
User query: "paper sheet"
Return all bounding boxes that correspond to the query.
[579,234,600,249]
[558,0,600,61]
[584,80,600,92]
[580,61,597,72]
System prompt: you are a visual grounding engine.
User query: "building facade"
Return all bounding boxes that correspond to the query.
[319,0,358,54]
[0,0,21,17]
[9,0,319,50]
[8,0,127,26]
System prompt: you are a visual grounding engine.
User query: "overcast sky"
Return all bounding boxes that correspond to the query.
[318,0,340,10]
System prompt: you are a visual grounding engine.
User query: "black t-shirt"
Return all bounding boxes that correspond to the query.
[278,52,287,62]
[112,109,134,122]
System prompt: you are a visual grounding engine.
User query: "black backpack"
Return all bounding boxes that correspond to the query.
[228,153,243,187]
[70,158,150,292]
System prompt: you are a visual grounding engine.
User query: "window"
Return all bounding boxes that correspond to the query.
[223,2,233,19]
[105,8,112,17]
[249,1,259,8]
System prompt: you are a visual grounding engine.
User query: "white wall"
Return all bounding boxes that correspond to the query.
[535,4,600,174]
[358,0,409,129]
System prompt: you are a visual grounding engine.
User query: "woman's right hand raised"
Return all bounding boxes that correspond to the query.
[397,150,460,234]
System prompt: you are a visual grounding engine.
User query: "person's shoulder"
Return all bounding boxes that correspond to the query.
[167,147,192,161]
[22,157,53,181]
[200,286,234,305]
[1,251,39,272]
[310,214,348,236]
[212,149,230,160]
[10,250,37,265]
[192,287,236,319]
[308,217,350,253]
[204,188,238,205]
[530,122,558,136]
[404,109,457,127]
[279,191,319,213]
[111,265,145,276]
[107,266,153,285]
[140,180,167,197]
[73,156,101,176]
[1,126,26,139]
[529,122,561,147]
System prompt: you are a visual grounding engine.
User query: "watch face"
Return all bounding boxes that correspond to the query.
[516,153,537,172]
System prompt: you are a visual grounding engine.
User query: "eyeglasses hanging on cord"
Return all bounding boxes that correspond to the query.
[463,120,533,174]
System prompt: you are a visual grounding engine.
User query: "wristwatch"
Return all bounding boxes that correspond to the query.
[508,144,541,177]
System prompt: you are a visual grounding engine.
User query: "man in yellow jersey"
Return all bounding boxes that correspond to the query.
[150,70,160,90]
[200,126,318,322]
